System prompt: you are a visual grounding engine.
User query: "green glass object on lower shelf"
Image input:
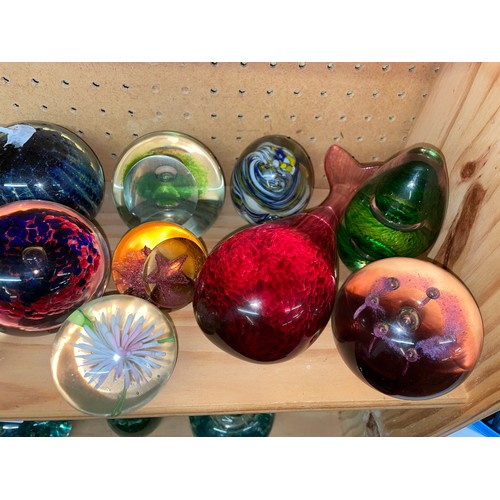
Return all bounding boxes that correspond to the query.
[108,417,162,436]
[189,413,275,437]
[0,420,72,437]
[337,144,448,271]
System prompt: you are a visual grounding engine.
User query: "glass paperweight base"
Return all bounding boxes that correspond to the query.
[0,420,72,437]
[108,417,161,436]
[189,413,275,437]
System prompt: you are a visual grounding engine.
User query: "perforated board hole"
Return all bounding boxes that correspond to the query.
[372,90,380,98]
[309,136,316,142]
[100,108,106,114]
[372,156,379,161]
[402,135,408,142]
[92,82,100,89]
[238,88,246,95]
[409,65,416,73]
[61,80,70,88]
[388,115,396,121]
[183,112,190,119]
[111,153,117,159]
[210,88,218,94]
[364,114,372,121]
[333,135,342,142]
[2,76,10,84]
[266,89,273,96]
[70,107,77,113]
[152,85,161,94]
[12,102,19,108]
[327,63,334,70]
[211,62,218,67]
[210,136,217,140]
[379,135,386,142]
[346,90,354,97]
[77,130,85,136]
[105,131,112,137]
[354,64,363,71]
[264,114,271,120]
[180,86,189,94]
[298,62,306,69]
[434,65,441,73]
[382,64,391,72]
[132,133,139,138]
[122,83,130,90]
[237,114,244,120]
[422,92,428,99]
[128,110,134,117]
[398,91,406,98]
[31,78,40,86]
[269,62,277,68]
[236,136,243,141]
[314,114,322,120]
[41,104,48,111]
[240,62,248,67]
[293,89,301,96]
[211,113,217,119]
[289,114,296,121]
[320,90,328,97]
[155,111,163,117]
[339,115,347,122]
[356,136,364,142]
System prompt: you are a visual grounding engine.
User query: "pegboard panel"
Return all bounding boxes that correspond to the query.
[0,62,441,187]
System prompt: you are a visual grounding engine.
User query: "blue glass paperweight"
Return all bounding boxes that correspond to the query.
[189,413,275,437]
[0,420,72,437]
[0,121,105,220]
[231,135,314,224]
[108,417,162,436]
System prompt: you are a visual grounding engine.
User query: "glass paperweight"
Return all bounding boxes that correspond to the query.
[108,417,162,436]
[336,144,448,271]
[189,413,275,437]
[112,131,225,237]
[193,144,379,363]
[0,200,110,334]
[112,221,207,311]
[0,420,72,437]
[51,294,178,417]
[231,135,314,224]
[332,257,484,399]
[0,121,105,219]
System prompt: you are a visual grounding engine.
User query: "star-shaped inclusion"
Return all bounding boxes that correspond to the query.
[144,251,193,309]
[113,246,152,299]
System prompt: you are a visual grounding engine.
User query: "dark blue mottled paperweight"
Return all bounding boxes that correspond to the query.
[189,413,275,437]
[0,420,72,437]
[0,121,105,219]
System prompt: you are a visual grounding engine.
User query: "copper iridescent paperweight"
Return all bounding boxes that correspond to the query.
[193,145,379,363]
[336,144,448,271]
[112,221,207,311]
[112,131,225,237]
[0,121,105,219]
[231,135,314,224]
[51,294,178,417]
[332,257,483,399]
[0,200,110,334]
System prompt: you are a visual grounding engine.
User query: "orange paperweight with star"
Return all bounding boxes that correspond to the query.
[112,221,207,311]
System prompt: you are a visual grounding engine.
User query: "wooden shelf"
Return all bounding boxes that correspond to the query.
[0,185,468,421]
[0,62,499,436]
